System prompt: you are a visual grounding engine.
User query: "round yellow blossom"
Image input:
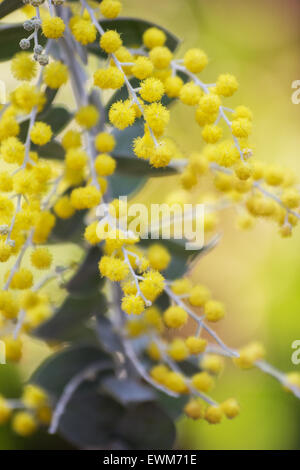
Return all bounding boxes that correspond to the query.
[11,52,37,81]
[10,268,33,290]
[10,83,41,113]
[147,243,170,271]
[30,247,52,270]
[284,372,300,392]
[195,107,218,127]
[184,48,208,73]
[12,411,37,436]
[168,338,189,361]
[0,396,12,424]
[30,122,52,146]
[164,371,188,393]
[0,115,20,141]
[179,82,202,106]
[216,140,240,168]
[163,306,187,329]
[0,240,12,262]
[76,105,99,129]
[26,303,52,329]
[132,57,154,80]
[281,189,300,209]
[71,186,102,210]
[43,61,68,88]
[147,341,161,361]
[84,221,101,245]
[236,213,255,230]
[233,342,265,369]
[198,93,221,115]
[100,0,122,18]
[231,118,252,138]
[140,270,165,302]
[149,46,173,70]
[144,306,164,332]
[54,196,75,219]
[205,405,223,424]
[94,66,124,89]
[109,100,136,130]
[2,336,22,362]
[20,291,41,310]
[216,74,238,97]
[22,384,48,409]
[65,148,88,171]
[95,132,116,153]
[185,336,207,355]
[144,103,170,137]
[72,18,97,45]
[99,255,129,281]
[184,398,204,419]
[62,130,81,150]
[235,161,252,181]
[188,285,210,307]
[140,78,164,103]
[202,124,223,144]
[133,132,155,160]
[122,295,145,315]
[33,211,56,244]
[233,105,253,121]
[221,398,240,419]
[201,354,224,375]
[94,153,116,176]
[164,76,184,98]
[264,165,284,186]
[191,371,214,393]
[1,137,25,164]
[126,319,145,338]
[171,278,192,295]
[36,405,52,425]
[100,30,122,53]
[42,17,65,39]
[150,364,169,384]
[149,141,172,168]
[0,291,19,319]
[143,27,166,49]
[204,300,225,322]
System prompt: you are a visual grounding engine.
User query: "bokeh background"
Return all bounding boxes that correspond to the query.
[1,0,300,450]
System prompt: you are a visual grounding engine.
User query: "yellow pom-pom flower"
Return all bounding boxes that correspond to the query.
[30,247,52,270]
[30,122,52,146]
[100,30,122,53]
[184,48,208,73]
[143,27,166,49]
[76,105,99,129]
[11,52,37,81]
[42,17,65,39]
[43,61,68,88]
[100,0,122,19]
[122,295,145,315]
[140,78,164,102]
[163,306,187,329]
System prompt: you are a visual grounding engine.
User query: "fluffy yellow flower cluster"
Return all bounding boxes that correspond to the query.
[0,0,299,443]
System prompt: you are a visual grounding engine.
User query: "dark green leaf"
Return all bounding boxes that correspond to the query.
[117,402,176,450]
[32,344,112,397]
[96,315,123,354]
[34,140,65,160]
[0,23,45,62]
[109,172,146,198]
[0,1,22,20]
[88,17,180,58]
[101,376,156,405]
[156,392,188,420]
[34,292,106,341]
[59,380,124,448]
[51,209,87,243]
[66,246,103,297]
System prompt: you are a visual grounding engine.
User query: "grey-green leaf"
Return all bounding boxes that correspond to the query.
[101,376,156,405]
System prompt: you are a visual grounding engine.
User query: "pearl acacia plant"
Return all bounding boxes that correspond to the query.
[0,0,299,449]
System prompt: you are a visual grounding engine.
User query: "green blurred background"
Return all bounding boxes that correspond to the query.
[1,0,300,450]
